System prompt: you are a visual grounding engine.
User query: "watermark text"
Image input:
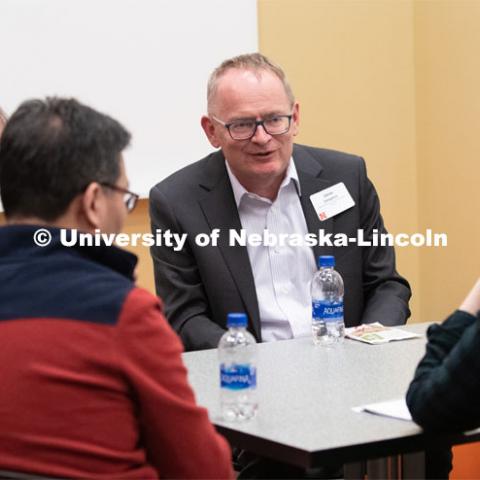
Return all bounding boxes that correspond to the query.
[33,228,448,249]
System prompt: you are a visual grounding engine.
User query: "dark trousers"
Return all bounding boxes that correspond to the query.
[425,448,453,480]
[235,448,452,479]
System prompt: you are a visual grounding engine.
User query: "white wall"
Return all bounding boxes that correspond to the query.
[1,0,258,197]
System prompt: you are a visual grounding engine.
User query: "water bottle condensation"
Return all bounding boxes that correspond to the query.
[311,255,345,346]
[218,313,258,421]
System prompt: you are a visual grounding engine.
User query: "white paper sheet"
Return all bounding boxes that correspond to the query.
[353,398,412,421]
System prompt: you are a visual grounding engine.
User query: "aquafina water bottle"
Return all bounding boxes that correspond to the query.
[311,255,345,346]
[218,313,257,421]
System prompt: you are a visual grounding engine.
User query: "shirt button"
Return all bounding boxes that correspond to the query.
[274,247,281,254]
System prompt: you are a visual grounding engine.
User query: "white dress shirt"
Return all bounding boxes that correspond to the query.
[225,159,317,342]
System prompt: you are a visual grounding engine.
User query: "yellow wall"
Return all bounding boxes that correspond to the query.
[415,0,480,321]
[258,0,420,319]
[258,0,480,325]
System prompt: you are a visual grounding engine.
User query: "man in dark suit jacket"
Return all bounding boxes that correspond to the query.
[150,53,411,352]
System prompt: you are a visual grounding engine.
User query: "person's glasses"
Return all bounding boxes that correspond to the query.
[212,114,293,140]
[100,183,139,213]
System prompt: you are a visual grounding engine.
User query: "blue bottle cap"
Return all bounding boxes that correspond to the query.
[227,312,248,328]
[318,255,335,268]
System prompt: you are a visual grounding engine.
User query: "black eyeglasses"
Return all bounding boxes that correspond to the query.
[100,182,139,213]
[212,114,293,140]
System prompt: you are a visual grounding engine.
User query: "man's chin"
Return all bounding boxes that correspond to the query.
[250,158,286,177]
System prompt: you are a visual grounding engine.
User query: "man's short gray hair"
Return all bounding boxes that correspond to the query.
[207,53,295,113]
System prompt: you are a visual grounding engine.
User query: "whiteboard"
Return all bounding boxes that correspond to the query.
[1,0,258,197]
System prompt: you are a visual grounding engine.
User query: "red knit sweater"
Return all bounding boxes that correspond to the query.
[0,226,233,479]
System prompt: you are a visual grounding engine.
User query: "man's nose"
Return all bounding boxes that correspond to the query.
[251,123,272,144]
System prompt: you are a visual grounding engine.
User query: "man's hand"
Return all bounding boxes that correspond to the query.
[459,278,480,316]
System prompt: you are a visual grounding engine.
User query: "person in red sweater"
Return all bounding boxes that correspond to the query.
[0,97,233,480]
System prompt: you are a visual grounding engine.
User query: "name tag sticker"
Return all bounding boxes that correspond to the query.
[310,182,355,221]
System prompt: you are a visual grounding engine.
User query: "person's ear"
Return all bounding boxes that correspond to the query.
[81,182,104,229]
[291,102,300,137]
[201,115,222,148]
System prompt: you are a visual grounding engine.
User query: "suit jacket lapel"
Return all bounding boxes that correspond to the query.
[197,151,261,340]
[294,145,337,260]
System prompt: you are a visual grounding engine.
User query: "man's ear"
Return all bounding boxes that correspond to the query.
[291,102,300,137]
[81,182,104,229]
[201,115,221,148]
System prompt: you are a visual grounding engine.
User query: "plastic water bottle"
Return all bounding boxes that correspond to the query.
[218,313,258,421]
[311,255,345,346]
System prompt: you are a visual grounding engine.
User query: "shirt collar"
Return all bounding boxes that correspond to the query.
[225,158,301,208]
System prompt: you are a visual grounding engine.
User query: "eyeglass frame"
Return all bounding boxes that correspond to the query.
[100,182,139,213]
[211,113,294,140]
